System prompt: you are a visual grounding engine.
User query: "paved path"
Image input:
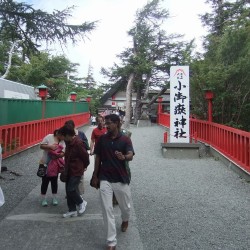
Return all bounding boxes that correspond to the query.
[1,124,250,250]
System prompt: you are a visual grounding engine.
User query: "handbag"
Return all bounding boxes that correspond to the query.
[37,164,47,177]
[59,168,68,182]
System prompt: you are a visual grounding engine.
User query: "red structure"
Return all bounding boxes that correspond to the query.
[158,112,250,174]
[205,89,214,122]
[157,96,163,123]
[37,85,48,119]
[86,95,92,103]
[70,92,77,101]
[37,84,48,100]
[0,113,89,159]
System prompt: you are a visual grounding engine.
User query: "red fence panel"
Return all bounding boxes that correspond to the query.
[158,112,250,174]
[0,112,89,159]
[158,113,170,128]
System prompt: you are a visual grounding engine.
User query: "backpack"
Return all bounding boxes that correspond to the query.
[78,131,90,150]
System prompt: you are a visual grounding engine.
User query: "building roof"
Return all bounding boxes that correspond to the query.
[100,79,126,105]
[0,78,37,99]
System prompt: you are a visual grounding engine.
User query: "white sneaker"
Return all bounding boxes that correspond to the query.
[78,200,87,215]
[62,211,77,218]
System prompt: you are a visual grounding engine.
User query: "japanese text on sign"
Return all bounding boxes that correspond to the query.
[170,66,189,143]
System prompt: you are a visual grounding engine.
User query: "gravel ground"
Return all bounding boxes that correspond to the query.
[1,124,250,250]
[129,124,250,250]
[0,146,41,221]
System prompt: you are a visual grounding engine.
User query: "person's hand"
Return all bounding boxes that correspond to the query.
[54,152,64,159]
[83,168,87,172]
[90,151,94,156]
[115,151,125,160]
[90,175,100,189]
[50,144,58,150]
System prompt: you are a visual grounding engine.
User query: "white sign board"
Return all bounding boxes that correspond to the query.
[4,90,29,99]
[170,66,189,143]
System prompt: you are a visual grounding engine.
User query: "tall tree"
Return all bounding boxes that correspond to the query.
[0,0,96,78]
[102,0,194,127]
[81,63,96,89]
[191,0,250,130]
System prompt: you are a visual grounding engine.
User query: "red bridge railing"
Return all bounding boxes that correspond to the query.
[158,113,250,174]
[0,112,89,159]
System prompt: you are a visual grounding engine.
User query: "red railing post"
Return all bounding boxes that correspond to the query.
[208,99,212,122]
[157,96,163,124]
[204,90,214,123]
[164,132,168,143]
[194,131,197,143]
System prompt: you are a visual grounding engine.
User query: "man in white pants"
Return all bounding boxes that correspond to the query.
[91,114,134,250]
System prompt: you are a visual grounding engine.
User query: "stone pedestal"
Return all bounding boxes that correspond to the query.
[161,143,201,159]
[137,100,151,127]
[137,119,151,127]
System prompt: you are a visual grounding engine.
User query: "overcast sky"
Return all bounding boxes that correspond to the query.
[23,0,210,83]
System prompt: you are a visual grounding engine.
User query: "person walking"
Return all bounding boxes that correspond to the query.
[64,120,89,198]
[58,125,89,218]
[89,115,107,156]
[39,129,65,206]
[90,114,134,250]
[90,115,119,206]
[91,115,96,126]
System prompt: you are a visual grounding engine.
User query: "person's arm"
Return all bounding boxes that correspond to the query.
[124,151,134,161]
[115,151,133,161]
[90,139,95,155]
[90,130,95,155]
[91,136,103,189]
[41,143,59,150]
[40,136,58,151]
[91,154,101,189]
[93,154,101,177]
[115,136,134,161]
[77,143,90,168]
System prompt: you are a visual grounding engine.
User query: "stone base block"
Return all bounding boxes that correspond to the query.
[137,120,151,127]
[161,143,200,159]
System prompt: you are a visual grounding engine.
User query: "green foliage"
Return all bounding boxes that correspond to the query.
[191,0,250,131]
[0,0,96,78]
[81,87,105,115]
[6,52,82,100]
[0,0,96,55]
[81,63,96,89]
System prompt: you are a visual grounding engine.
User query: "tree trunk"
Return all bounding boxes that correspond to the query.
[123,73,135,129]
[134,87,143,124]
[143,75,151,100]
[1,41,16,79]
